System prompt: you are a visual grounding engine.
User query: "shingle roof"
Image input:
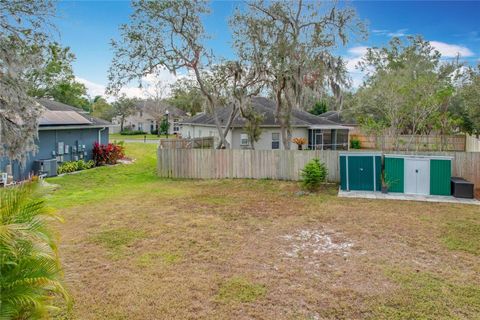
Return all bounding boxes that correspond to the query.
[181,97,346,128]
[319,110,357,126]
[134,100,187,118]
[38,98,87,113]
[37,99,111,127]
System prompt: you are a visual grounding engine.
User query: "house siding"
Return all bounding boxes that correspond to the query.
[0,127,109,181]
[112,111,184,135]
[180,125,310,150]
[231,128,308,150]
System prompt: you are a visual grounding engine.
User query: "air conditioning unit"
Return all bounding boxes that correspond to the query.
[33,159,58,177]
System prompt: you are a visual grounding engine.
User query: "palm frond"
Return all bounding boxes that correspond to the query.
[0,183,70,319]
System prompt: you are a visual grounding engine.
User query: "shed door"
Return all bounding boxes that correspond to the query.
[347,156,375,191]
[404,159,430,195]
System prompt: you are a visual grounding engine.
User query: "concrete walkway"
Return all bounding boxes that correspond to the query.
[338,189,480,205]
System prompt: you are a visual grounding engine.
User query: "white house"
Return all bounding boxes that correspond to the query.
[111,100,187,134]
[180,97,351,150]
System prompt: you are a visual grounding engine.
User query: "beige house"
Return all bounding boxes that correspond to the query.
[112,100,187,134]
[180,97,351,150]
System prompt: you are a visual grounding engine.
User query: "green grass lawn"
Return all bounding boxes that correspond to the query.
[109,133,173,141]
[47,143,480,319]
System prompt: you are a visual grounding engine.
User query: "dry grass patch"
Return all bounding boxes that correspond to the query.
[46,143,480,319]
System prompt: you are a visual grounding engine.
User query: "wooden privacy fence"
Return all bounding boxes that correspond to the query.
[158,149,341,181]
[157,149,480,187]
[159,137,215,149]
[351,134,466,151]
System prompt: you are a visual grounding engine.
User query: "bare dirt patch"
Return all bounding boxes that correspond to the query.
[281,228,355,258]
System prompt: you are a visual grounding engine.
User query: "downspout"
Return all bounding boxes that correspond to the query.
[98,127,106,144]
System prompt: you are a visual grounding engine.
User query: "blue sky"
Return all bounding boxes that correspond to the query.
[54,1,480,97]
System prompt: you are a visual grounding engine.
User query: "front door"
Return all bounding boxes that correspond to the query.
[404,159,430,195]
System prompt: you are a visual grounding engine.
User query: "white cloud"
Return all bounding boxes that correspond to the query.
[387,28,408,37]
[76,77,106,98]
[430,41,474,58]
[372,28,408,37]
[348,46,369,56]
[76,67,184,101]
[344,46,371,89]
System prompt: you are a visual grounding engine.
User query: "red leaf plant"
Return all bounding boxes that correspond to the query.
[92,142,125,165]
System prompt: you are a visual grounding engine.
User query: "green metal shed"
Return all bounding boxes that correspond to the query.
[384,155,453,196]
[339,153,382,191]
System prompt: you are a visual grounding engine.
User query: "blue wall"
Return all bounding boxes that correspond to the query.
[0,127,109,180]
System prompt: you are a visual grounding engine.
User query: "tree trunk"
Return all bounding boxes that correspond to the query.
[192,66,231,149]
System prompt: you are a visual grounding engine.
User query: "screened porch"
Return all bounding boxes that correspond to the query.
[307,128,349,150]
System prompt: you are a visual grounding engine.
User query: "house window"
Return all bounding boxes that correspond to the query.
[240,133,249,146]
[173,118,180,132]
[272,133,280,149]
[138,123,143,131]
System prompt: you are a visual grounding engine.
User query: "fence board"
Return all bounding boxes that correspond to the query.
[466,134,480,152]
[157,148,480,187]
[349,131,466,151]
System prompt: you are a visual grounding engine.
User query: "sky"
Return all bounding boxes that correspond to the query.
[53,1,480,99]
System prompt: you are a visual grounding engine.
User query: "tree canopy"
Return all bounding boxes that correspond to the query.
[0,0,56,163]
[230,0,365,148]
[351,36,466,150]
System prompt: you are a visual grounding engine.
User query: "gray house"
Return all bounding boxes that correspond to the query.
[0,99,112,181]
[180,97,351,150]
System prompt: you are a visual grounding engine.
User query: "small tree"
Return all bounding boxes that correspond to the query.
[300,158,328,192]
[309,101,328,115]
[159,117,170,136]
[112,95,136,132]
[241,105,264,149]
[91,96,114,121]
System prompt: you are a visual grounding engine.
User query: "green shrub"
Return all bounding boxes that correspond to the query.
[57,160,95,174]
[0,184,70,317]
[350,137,361,149]
[300,158,328,192]
[120,130,146,135]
